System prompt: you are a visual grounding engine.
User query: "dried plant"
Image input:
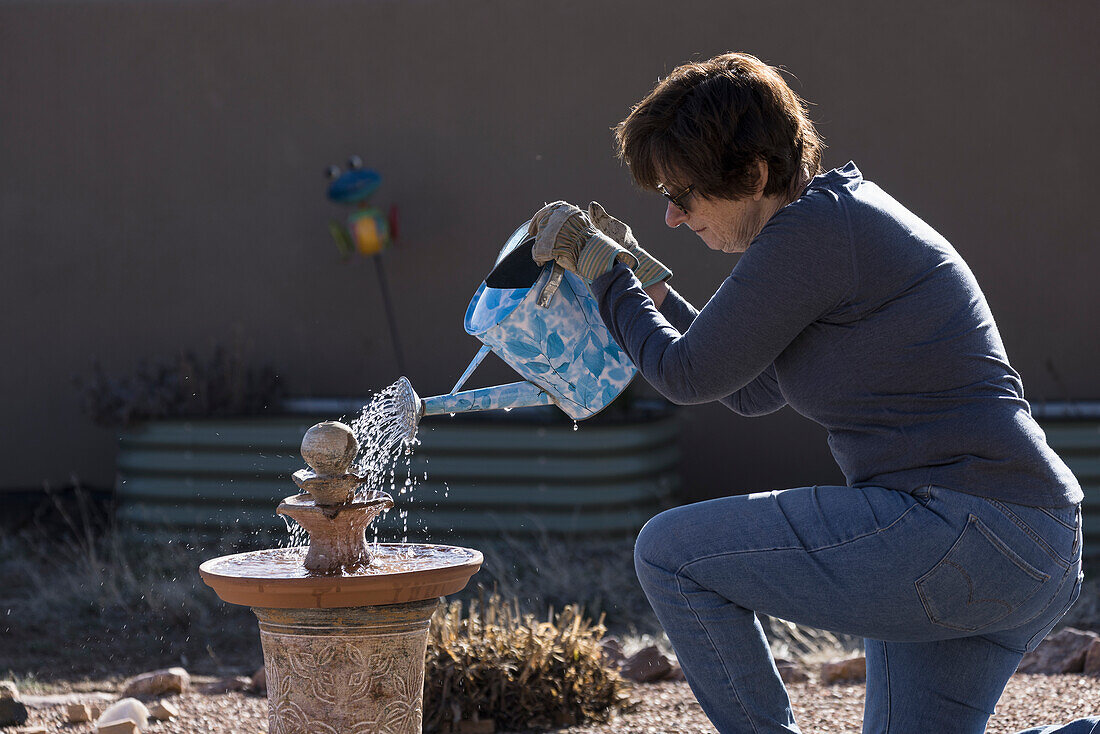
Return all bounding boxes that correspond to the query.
[74,346,281,427]
[423,593,628,732]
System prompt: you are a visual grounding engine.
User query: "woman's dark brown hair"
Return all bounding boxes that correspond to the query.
[614,53,823,203]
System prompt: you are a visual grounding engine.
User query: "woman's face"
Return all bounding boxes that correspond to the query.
[661,161,781,254]
[663,194,770,254]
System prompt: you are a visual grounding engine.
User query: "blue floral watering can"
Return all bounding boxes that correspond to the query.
[395,219,637,433]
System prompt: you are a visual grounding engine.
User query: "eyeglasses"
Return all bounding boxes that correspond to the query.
[657,182,695,214]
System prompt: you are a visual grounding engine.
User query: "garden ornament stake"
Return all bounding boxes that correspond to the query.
[393,219,638,441]
[326,156,406,374]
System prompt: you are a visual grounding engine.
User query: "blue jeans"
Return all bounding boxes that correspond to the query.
[634,484,1091,734]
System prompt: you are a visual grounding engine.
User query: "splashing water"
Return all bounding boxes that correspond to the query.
[349,379,421,493]
[347,378,428,542]
[281,514,309,549]
[352,378,420,481]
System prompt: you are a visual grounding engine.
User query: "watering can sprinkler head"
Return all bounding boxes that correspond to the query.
[393,376,423,443]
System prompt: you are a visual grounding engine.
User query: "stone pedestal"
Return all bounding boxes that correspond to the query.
[253,599,437,734]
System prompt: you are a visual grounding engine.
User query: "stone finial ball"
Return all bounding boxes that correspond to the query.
[300,421,359,475]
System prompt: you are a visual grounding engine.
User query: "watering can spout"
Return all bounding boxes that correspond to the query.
[419,381,555,418]
[393,374,554,441]
[398,342,555,425]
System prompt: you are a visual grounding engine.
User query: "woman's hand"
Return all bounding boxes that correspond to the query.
[528,201,636,283]
[588,201,673,288]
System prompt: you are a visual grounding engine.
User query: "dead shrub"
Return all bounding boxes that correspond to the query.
[424,594,628,732]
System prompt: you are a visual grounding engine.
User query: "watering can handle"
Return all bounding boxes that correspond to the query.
[536,263,565,308]
[449,344,493,395]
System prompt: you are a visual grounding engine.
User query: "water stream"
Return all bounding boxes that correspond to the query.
[350,379,425,541]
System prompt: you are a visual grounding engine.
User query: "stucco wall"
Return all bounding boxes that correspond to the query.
[2,0,1097,500]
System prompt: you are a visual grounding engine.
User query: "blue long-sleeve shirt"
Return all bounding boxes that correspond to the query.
[592,162,1081,507]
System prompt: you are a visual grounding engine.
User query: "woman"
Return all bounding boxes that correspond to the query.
[528,53,1094,734]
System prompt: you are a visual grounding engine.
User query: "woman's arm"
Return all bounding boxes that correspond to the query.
[626,280,788,415]
[591,210,852,406]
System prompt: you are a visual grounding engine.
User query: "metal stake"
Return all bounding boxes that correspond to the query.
[372,253,407,375]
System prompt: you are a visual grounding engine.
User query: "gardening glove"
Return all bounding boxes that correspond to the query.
[528,201,637,284]
[588,201,673,288]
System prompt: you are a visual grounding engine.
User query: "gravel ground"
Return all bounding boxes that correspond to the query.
[562,676,1100,733]
[20,674,1100,733]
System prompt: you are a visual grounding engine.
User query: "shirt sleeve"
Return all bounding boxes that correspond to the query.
[591,201,853,407]
[656,285,698,331]
[655,285,787,415]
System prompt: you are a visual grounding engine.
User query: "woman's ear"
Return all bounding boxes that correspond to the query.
[752,159,769,201]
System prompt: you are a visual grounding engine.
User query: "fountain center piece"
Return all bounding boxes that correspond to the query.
[280,420,393,574]
[199,417,482,734]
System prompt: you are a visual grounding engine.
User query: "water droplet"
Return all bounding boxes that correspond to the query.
[573,421,579,431]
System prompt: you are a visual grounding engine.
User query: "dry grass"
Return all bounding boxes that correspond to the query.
[471,533,657,635]
[0,498,270,681]
[424,594,628,732]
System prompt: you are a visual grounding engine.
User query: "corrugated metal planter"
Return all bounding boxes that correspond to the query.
[115,405,679,538]
[1035,403,1100,555]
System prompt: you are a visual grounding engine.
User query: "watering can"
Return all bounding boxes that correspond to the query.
[395,219,638,433]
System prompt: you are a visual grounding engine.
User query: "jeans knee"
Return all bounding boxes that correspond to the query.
[634,505,690,583]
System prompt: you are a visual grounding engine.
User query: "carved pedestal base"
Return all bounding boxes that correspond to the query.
[253,599,437,734]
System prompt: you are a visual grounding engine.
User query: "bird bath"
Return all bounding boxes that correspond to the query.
[200,420,482,734]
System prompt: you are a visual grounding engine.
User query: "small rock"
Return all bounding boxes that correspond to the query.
[1083,639,1100,676]
[121,666,190,697]
[149,699,180,720]
[250,666,267,695]
[1018,628,1100,674]
[775,658,810,684]
[620,645,673,683]
[68,702,93,722]
[95,697,149,730]
[0,697,29,727]
[821,656,867,684]
[21,692,112,709]
[600,637,626,668]
[666,662,687,681]
[96,720,140,734]
[0,681,18,700]
[201,675,252,694]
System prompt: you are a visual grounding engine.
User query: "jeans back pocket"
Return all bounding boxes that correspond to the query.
[916,514,1050,632]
